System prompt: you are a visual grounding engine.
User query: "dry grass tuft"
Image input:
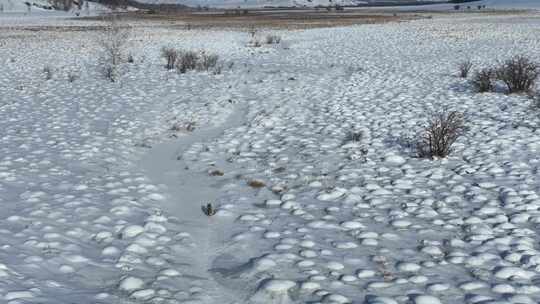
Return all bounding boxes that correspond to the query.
[247,180,266,188]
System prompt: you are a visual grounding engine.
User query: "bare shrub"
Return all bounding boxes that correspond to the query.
[212,63,223,75]
[529,90,540,109]
[197,51,219,71]
[249,27,257,38]
[472,68,495,93]
[43,65,53,80]
[176,50,199,73]
[98,16,130,81]
[345,130,363,143]
[103,65,117,82]
[67,71,79,82]
[247,179,266,188]
[49,0,70,10]
[99,17,129,66]
[161,47,178,70]
[417,110,465,159]
[496,55,539,94]
[265,35,282,44]
[171,121,196,132]
[209,169,224,176]
[458,60,473,78]
[247,28,262,47]
[201,203,217,216]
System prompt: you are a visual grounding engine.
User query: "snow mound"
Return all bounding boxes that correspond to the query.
[250,279,297,304]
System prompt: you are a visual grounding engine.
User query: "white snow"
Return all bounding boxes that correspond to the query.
[2,7,540,304]
[4,291,35,301]
[121,225,145,238]
[119,276,145,292]
[414,295,443,304]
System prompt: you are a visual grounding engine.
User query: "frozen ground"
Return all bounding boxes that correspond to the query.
[2,9,540,304]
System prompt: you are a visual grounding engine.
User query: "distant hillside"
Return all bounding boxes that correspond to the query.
[0,0,111,13]
[119,0,454,9]
[0,0,469,12]
[1,0,537,13]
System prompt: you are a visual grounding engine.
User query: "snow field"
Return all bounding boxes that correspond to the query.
[0,22,254,303]
[181,14,540,304]
[1,10,540,304]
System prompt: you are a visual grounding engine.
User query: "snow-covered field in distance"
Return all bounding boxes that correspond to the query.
[116,0,540,10]
[2,7,540,304]
[352,0,540,12]
[1,0,539,13]
[482,0,540,9]
[134,0,448,9]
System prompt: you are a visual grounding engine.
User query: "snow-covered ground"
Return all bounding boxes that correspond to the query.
[482,0,540,9]
[0,0,124,17]
[117,0,540,10]
[352,0,540,12]
[2,8,540,304]
[136,0,447,9]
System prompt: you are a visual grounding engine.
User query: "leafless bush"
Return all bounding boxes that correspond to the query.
[472,68,495,93]
[496,55,539,94]
[161,47,178,70]
[103,65,117,82]
[197,51,219,71]
[247,28,262,47]
[209,169,224,176]
[99,17,129,66]
[345,130,363,143]
[249,27,257,38]
[43,65,53,80]
[417,110,465,159]
[458,60,473,78]
[529,90,540,109]
[265,35,282,44]
[176,50,199,73]
[247,179,266,188]
[211,63,223,75]
[98,16,130,81]
[67,71,79,82]
[50,0,72,11]
[201,203,217,216]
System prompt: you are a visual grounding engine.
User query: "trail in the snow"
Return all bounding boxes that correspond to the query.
[140,102,249,303]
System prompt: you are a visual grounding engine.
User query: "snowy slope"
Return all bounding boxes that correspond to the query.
[0,0,53,12]
[0,0,115,14]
